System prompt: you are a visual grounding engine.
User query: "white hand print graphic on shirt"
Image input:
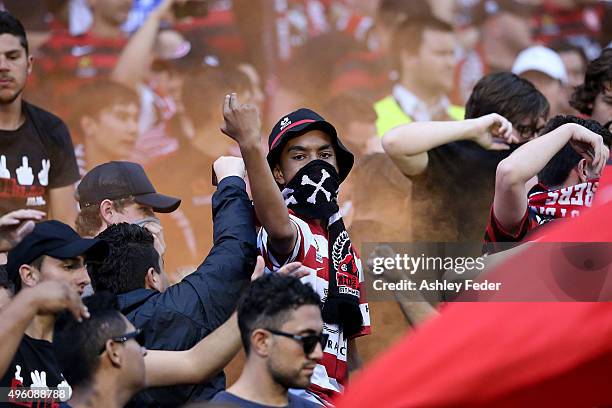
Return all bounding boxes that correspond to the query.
[14,365,23,382]
[30,370,48,389]
[0,155,10,179]
[16,156,34,186]
[38,159,50,186]
[57,379,73,401]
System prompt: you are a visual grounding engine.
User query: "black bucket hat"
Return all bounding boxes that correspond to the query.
[266,108,354,182]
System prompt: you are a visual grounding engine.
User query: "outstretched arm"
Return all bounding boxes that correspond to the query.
[493,123,608,232]
[144,257,309,387]
[382,114,515,176]
[221,93,297,257]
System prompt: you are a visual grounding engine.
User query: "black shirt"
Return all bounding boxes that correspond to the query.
[0,335,71,408]
[211,391,320,408]
[413,140,513,242]
[0,102,80,217]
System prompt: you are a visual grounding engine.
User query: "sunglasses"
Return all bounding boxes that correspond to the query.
[99,328,146,354]
[265,328,328,355]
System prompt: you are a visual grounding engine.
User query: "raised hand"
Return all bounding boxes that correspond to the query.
[471,113,516,150]
[16,156,34,186]
[37,159,50,186]
[569,124,609,175]
[25,280,90,322]
[0,209,45,251]
[220,93,262,147]
[250,256,310,281]
[0,155,10,179]
[213,156,246,183]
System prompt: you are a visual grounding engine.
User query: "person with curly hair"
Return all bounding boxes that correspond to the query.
[570,48,612,127]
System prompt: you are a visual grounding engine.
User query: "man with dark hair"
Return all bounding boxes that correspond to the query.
[221,94,371,406]
[69,80,140,175]
[212,274,322,407]
[53,261,304,408]
[571,48,612,125]
[374,15,462,136]
[0,11,80,227]
[383,72,549,242]
[87,156,258,405]
[485,116,610,247]
[0,220,107,406]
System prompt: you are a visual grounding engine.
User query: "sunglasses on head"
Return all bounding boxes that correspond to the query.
[265,328,328,355]
[99,328,146,354]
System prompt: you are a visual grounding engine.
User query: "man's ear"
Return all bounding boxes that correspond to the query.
[103,340,123,368]
[273,165,285,185]
[19,263,41,289]
[250,329,272,358]
[144,268,162,292]
[576,158,589,183]
[99,199,116,226]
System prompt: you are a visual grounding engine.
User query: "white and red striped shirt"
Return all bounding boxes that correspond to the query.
[258,211,371,405]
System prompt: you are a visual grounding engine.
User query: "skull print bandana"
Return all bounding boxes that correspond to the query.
[282,160,363,337]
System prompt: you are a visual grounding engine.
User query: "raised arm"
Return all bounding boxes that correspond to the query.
[493,123,608,231]
[221,93,297,256]
[111,0,176,88]
[382,114,514,176]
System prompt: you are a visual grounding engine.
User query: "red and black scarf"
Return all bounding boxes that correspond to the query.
[282,160,363,337]
[528,179,599,225]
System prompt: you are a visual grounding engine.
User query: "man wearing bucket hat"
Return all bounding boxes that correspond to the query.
[221,93,371,406]
[0,221,108,405]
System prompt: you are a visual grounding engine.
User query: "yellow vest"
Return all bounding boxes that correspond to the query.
[374,95,465,137]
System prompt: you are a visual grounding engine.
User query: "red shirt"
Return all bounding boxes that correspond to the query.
[258,211,371,405]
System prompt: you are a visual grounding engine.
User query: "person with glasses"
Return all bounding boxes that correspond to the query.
[53,290,247,408]
[212,274,324,408]
[382,72,550,243]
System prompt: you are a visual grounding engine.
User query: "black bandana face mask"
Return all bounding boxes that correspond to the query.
[281,160,341,221]
[280,159,363,337]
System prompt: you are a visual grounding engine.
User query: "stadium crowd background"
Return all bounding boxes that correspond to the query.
[1,0,612,406]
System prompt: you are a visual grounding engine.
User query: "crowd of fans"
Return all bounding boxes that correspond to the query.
[0,0,611,406]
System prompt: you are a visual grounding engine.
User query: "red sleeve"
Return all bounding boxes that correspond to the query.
[483,205,531,252]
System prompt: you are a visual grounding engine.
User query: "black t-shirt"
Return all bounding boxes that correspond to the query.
[0,102,80,217]
[211,391,320,408]
[412,140,513,243]
[0,335,71,408]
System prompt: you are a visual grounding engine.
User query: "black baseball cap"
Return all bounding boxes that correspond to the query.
[6,221,108,288]
[267,108,354,182]
[77,161,181,213]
